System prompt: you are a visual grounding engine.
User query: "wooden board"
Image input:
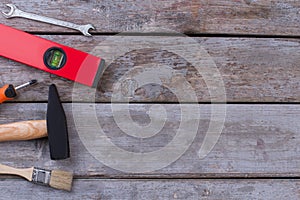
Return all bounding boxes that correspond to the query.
[0,1,299,199]
[0,179,299,200]
[0,36,299,103]
[1,1,300,35]
[0,103,299,177]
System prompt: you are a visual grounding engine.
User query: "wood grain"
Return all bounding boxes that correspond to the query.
[0,179,299,200]
[0,164,33,181]
[0,103,299,177]
[0,36,299,103]
[0,0,297,199]
[0,1,300,35]
[0,120,47,142]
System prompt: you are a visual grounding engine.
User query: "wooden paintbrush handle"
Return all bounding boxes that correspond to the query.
[0,163,33,181]
[0,120,47,142]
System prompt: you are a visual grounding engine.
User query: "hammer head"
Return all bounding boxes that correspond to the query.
[47,84,70,160]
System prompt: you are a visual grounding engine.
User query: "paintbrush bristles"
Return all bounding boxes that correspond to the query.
[49,170,73,191]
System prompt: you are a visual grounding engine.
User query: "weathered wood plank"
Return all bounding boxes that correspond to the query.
[1,1,300,35]
[0,179,299,200]
[0,36,299,102]
[0,103,299,177]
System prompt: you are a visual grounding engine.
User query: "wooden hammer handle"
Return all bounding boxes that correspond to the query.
[0,120,47,142]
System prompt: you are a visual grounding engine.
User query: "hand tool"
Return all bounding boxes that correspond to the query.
[0,84,70,160]
[0,80,37,103]
[0,23,105,88]
[0,163,73,191]
[2,4,95,36]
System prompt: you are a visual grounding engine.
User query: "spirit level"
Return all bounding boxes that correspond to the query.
[0,24,105,87]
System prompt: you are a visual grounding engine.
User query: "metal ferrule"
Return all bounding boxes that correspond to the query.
[32,167,51,185]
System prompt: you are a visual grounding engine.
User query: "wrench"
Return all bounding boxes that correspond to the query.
[2,4,95,37]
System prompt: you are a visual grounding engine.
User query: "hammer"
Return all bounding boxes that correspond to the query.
[0,84,70,160]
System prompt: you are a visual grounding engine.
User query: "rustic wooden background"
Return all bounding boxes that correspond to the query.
[0,0,300,199]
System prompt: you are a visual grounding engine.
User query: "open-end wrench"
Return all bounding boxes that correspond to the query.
[2,4,95,36]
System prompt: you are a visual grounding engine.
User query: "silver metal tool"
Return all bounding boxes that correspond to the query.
[15,79,37,90]
[2,4,95,36]
[32,167,52,186]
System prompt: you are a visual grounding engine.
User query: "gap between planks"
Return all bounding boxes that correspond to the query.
[27,31,300,39]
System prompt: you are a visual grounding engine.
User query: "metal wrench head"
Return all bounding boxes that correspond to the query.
[79,24,95,37]
[2,4,18,18]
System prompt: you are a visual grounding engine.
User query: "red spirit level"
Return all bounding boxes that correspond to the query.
[0,24,105,87]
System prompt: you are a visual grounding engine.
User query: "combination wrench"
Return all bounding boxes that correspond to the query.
[2,4,95,36]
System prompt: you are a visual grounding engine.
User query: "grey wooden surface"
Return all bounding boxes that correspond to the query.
[0,179,299,200]
[0,0,299,199]
[1,1,300,35]
[0,104,299,178]
[0,36,299,102]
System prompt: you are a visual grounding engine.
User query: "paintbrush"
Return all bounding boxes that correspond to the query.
[0,163,73,191]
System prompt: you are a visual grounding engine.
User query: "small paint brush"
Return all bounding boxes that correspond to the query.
[0,163,73,191]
